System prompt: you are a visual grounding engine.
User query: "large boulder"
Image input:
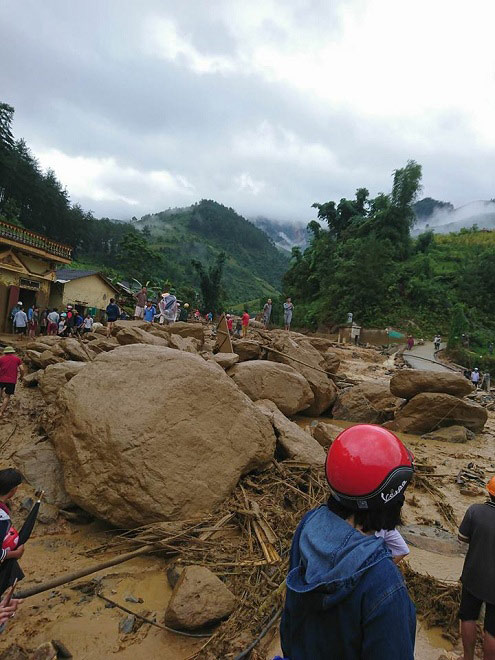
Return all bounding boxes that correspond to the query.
[59,338,94,362]
[164,565,235,630]
[232,340,261,362]
[13,440,72,508]
[24,350,43,369]
[110,319,148,335]
[390,370,474,400]
[269,336,338,416]
[309,421,343,448]
[213,353,239,369]
[22,369,43,387]
[255,400,326,465]
[229,361,314,415]
[38,350,64,369]
[116,326,169,347]
[391,392,487,434]
[154,322,205,347]
[168,334,199,353]
[50,345,276,527]
[331,383,403,423]
[39,361,88,404]
[322,349,340,375]
[87,337,118,354]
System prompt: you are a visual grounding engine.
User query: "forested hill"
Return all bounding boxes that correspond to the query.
[0,103,287,303]
[132,200,289,302]
[283,161,495,349]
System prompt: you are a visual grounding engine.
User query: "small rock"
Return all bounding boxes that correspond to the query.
[50,640,72,658]
[30,642,57,660]
[213,353,239,369]
[422,425,475,444]
[164,565,235,630]
[166,565,182,589]
[119,614,136,634]
[309,421,343,448]
[460,487,484,497]
[22,370,43,387]
[124,594,142,604]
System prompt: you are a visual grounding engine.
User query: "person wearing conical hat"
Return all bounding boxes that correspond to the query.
[458,476,495,659]
[0,348,25,418]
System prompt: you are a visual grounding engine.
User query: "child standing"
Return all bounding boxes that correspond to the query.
[241,310,250,338]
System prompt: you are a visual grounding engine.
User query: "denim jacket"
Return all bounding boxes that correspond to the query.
[280,506,416,659]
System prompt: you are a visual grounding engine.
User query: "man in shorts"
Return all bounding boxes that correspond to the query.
[134,286,147,319]
[458,476,495,659]
[0,347,25,418]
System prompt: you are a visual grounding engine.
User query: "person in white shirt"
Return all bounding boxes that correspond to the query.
[375,528,410,564]
[83,314,94,333]
[13,309,28,335]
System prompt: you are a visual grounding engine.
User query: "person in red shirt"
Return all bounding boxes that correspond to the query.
[241,310,250,338]
[0,348,25,418]
[226,314,233,334]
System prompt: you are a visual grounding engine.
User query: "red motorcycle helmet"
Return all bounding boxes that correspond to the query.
[326,424,414,511]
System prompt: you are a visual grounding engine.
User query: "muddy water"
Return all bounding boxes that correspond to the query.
[0,523,202,658]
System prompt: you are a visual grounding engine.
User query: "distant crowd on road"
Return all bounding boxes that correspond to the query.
[10,301,95,339]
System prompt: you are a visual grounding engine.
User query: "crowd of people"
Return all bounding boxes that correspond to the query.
[10,302,96,339]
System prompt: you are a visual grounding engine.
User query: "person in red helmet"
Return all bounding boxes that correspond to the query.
[280,424,416,660]
[457,476,495,660]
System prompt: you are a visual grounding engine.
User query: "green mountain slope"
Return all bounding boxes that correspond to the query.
[133,200,288,303]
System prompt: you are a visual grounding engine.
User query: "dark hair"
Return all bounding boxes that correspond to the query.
[110,298,115,304]
[327,495,404,533]
[0,468,23,496]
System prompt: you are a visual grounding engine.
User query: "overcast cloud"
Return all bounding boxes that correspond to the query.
[1,0,495,223]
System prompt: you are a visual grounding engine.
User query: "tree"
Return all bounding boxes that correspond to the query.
[191,252,226,314]
[118,231,163,283]
[448,303,468,349]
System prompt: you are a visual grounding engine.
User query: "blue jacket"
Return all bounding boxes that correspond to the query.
[280,506,416,660]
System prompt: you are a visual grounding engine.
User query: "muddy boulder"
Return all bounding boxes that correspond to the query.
[213,353,239,369]
[232,339,261,362]
[164,565,235,630]
[269,336,337,416]
[390,369,474,400]
[154,322,205,347]
[50,345,276,527]
[59,338,94,362]
[168,334,199,353]
[255,400,326,465]
[331,383,404,423]
[309,421,343,448]
[116,326,169,347]
[13,440,72,508]
[421,425,475,443]
[39,361,88,404]
[229,361,314,415]
[391,392,487,434]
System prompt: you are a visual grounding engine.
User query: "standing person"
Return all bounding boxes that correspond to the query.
[406,335,414,350]
[483,371,491,393]
[13,306,28,336]
[434,334,441,351]
[105,298,120,337]
[158,291,177,325]
[27,305,34,324]
[134,286,147,320]
[241,310,250,338]
[457,477,495,660]
[28,307,39,339]
[58,313,67,336]
[179,303,189,322]
[471,367,480,389]
[9,302,21,334]
[143,300,156,324]
[234,318,242,338]
[283,297,294,331]
[75,312,84,335]
[83,313,94,334]
[280,425,416,660]
[262,299,272,328]
[0,348,25,418]
[40,309,48,335]
[226,314,233,334]
[47,309,59,336]
[65,305,76,336]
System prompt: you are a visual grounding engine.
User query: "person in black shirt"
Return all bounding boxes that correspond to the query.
[105,298,120,338]
[458,476,495,660]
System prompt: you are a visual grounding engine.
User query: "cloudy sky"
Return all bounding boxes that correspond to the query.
[2,0,495,223]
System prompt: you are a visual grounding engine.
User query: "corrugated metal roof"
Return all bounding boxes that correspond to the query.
[55,269,99,281]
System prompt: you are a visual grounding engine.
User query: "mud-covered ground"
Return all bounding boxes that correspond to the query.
[0,340,493,658]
